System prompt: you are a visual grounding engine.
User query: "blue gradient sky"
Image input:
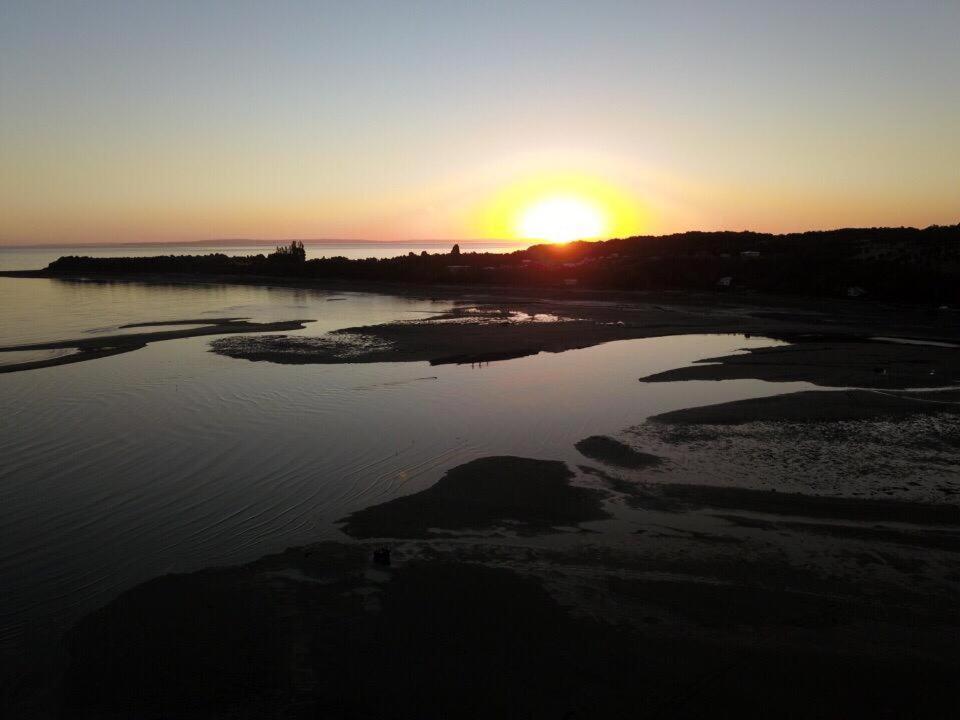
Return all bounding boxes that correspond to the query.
[1,1,958,243]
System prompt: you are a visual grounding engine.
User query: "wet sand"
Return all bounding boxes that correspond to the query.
[60,530,960,718]
[210,305,665,366]
[202,294,960,392]
[639,340,960,388]
[574,435,663,469]
[13,283,960,718]
[0,317,313,374]
[48,444,960,718]
[651,483,960,524]
[339,456,609,538]
[5,272,960,385]
[650,389,960,424]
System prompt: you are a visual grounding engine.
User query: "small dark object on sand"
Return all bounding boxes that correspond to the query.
[373,547,391,566]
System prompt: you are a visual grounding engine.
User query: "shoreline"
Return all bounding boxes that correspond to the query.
[5,269,960,717]
[56,445,960,718]
[2,266,956,315]
[0,317,313,374]
[4,271,960,387]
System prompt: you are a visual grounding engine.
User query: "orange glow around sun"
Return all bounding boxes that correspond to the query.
[477,173,644,243]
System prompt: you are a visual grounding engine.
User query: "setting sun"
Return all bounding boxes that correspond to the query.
[476,171,646,243]
[517,196,606,243]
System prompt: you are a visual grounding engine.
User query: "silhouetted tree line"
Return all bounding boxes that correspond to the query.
[45,225,960,304]
[268,240,306,264]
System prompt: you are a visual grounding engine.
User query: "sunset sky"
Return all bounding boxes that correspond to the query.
[1,1,958,245]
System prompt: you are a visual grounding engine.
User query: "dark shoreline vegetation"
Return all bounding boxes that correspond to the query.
[6,224,960,304]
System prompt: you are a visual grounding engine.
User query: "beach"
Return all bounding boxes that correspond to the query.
[3,278,954,717]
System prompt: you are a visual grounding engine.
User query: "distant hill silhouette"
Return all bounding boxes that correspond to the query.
[43,225,960,304]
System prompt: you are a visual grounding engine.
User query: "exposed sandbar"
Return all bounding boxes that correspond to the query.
[0,317,313,374]
[204,297,960,392]
[574,435,662,469]
[639,340,960,388]
[212,308,655,366]
[651,389,960,425]
[208,298,785,367]
[715,514,960,552]
[339,456,609,538]
[654,483,960,525]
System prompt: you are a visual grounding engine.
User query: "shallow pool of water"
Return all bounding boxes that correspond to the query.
[0,276,810,665]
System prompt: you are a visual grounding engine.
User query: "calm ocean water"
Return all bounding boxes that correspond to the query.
[0,271,808,681]
[0,241,524,272]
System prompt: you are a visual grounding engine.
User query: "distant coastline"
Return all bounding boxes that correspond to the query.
[0,240,524,273]
[5,224,959,305]
[0,238,521,249]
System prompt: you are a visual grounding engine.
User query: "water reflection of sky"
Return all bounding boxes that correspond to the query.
[0,276,809,664]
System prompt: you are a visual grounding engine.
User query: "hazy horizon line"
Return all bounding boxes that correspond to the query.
[0,238,525,249]
[1,221,956,249]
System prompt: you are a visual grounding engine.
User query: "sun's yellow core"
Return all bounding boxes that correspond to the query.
[517,196,607,243]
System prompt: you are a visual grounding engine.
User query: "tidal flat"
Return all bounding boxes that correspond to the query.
[2,277,960,718]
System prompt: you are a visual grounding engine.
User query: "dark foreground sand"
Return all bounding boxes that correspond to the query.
[61,525,960,719]
[51,445,960,719]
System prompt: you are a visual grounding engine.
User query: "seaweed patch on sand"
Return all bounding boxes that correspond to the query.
[210,332,393,362]
[339,456,610,538]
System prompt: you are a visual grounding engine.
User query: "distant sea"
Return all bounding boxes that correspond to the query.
[0,254,803,685]
[0,241,526,272]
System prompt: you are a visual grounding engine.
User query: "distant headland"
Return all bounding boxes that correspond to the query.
[7,225,960,304]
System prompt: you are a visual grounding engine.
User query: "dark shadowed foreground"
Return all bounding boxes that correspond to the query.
[58,446,960,719]
[61,540,959,720]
